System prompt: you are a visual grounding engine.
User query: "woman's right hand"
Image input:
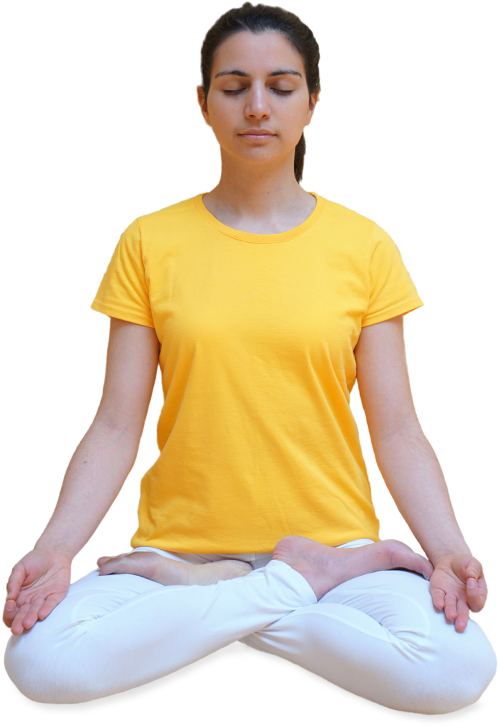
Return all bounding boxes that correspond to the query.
[3,548,72,635]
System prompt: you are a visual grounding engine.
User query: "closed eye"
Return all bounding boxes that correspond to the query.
[223,89,293,96]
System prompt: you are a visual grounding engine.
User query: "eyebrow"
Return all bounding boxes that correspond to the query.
[214,68,302,79]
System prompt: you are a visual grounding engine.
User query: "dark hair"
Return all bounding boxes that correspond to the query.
[199,2,320,184]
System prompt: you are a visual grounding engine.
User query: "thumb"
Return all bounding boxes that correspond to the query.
[454,554,482,584]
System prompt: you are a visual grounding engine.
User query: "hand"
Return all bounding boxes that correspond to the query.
[429,553,487,632]
[3,549,72,635]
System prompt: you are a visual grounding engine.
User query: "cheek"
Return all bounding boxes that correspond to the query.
[211,105,238,136]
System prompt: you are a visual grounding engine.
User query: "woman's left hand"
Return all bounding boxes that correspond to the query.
[429,553,488,632]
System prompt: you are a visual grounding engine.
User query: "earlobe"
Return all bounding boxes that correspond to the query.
[195,91,209,128]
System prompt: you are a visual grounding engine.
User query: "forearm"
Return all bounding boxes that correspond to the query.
[34,419,139,560]
[373,427,472,565]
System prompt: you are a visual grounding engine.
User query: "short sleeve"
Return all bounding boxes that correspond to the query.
[90,218,155,328]
[361,222,424,327]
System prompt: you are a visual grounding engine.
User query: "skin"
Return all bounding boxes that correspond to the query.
[196,29,319,232]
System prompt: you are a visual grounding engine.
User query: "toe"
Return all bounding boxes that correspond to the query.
[97,552,127,566]
[232,561,253,577]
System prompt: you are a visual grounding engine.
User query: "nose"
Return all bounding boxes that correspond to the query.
[244,82,271,119]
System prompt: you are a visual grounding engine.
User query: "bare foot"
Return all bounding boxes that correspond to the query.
[272,537,434,601]
[96,551,253,586]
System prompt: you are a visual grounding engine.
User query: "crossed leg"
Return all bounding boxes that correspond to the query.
[239,561,497,714]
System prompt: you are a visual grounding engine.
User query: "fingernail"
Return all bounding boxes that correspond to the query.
[6,602,14,611]
[468,578,476,589]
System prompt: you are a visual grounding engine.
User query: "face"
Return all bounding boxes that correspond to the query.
[197,30,318,167]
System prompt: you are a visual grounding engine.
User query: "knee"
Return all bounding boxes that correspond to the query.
[421,619,497,714]
[4,631,60,704]
[4,624,94,705]
[452,630,497,711]
[5,633,42,702]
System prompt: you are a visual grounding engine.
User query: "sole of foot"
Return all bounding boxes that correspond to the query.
[96,551,253,587]
[271,536,433,601]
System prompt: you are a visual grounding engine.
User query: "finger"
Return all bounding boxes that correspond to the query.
[467,577,480,600]
[465,570,486,592]
[464,558,482,586]
[5,564,27,603]
[2,597,24,630]
[11,598,45,635]
[38,594,65,621]
[23,597,45,628]
[430,586,446,611]
[444,592,458,622]
[4,598,18,622]
[454,598,470,633]
[4,588,28,620]
[10,603,33,636]
[432,589,456,620]
[466,576,480,607]
[2,603,17,630]
[467,575,487,612]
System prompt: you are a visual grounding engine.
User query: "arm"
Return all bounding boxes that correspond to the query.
[34,421,138,560]
[5,406,135,635]
[35,317,160,559]
[375,426,488,633]
[354,314,470,564]
[5,316,160,634]
[367,431,472,563]
[354,315,487,631]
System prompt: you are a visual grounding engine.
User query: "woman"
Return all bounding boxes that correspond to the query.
[4,1,496,713]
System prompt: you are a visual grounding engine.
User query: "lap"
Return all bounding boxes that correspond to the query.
[246,567,486,651]
[317,568,436,648]
[67,566,162,601]
[67,564,161,614]
[46,549,491,659]
[5,549,496,711]
[239,568,497,713]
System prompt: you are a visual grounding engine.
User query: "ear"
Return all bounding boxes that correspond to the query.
[197,85,211,127]
[306,92,319,125]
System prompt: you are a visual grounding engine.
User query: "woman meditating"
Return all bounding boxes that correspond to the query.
[4,2,496,713]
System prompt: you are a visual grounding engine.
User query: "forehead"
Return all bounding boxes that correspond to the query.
[212,30,304,77]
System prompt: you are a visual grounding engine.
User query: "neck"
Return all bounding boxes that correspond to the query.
[206,152,310,220]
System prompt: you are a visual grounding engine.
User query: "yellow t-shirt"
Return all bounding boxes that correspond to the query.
[91,191,423,553]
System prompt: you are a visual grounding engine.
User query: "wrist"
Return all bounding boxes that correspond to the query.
[431,549,472,567]
[34,540,75,560]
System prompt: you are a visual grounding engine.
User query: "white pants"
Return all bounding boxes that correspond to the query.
[4,538,496,713]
